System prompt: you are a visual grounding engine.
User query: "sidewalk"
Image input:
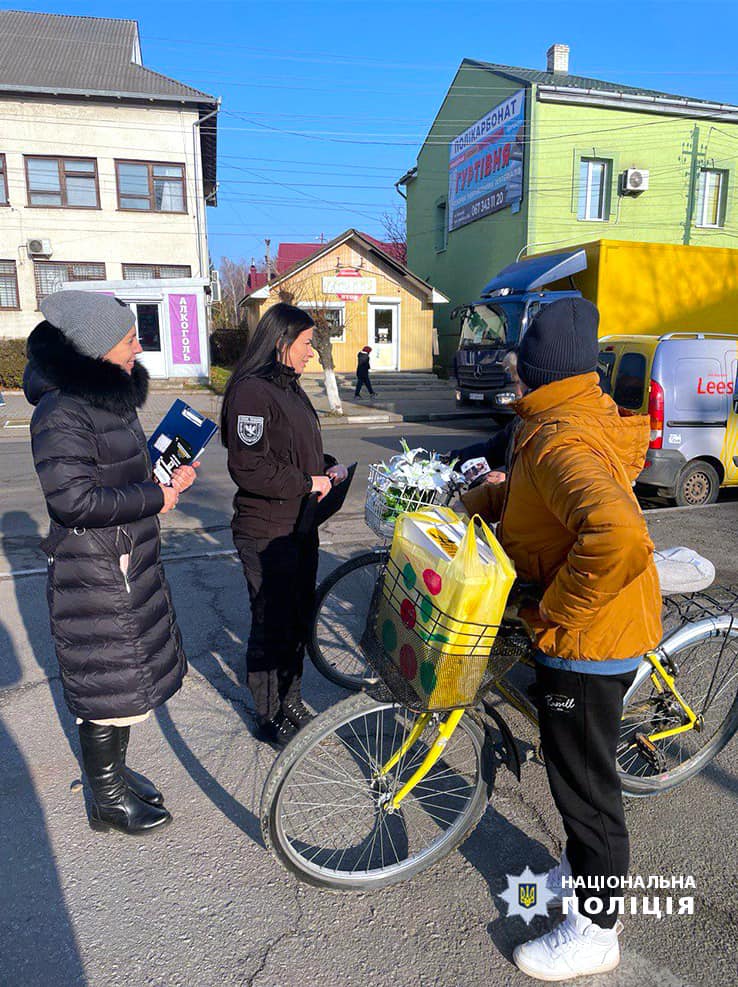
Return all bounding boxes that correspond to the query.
[1,374,494,433]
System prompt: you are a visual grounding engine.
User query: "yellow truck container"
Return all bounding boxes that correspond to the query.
[454,239,738,411]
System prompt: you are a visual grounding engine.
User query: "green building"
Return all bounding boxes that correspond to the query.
[399,44,738,367]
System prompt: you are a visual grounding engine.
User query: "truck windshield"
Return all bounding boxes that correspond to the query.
[460,305,507,345]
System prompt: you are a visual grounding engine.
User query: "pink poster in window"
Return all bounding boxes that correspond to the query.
[169,294,200,365]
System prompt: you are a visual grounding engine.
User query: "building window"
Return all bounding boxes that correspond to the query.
[301,304,345,343]
[34,261,106,305]
[116,161,186,213]
[25,156,99,208]
[0,155,8,206]
[122,263,192,280]
[435,199,448,251]
[696,168,727,228]
[578,158,610,221]
[0,260,20,309]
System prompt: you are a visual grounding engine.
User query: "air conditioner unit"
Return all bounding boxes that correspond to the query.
[624,169,649,193]
[210,269,222,303]
[27,238,53,258]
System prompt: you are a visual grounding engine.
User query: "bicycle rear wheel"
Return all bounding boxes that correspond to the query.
[308,549,389,690]
[261,691,489,890]
[618,618,738,796]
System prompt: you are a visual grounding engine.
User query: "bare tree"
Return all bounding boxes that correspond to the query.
[379,206,407,264]
[211,257,252,329]
[277,272,344,414]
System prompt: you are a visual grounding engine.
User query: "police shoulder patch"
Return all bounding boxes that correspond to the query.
[237,415,264,446]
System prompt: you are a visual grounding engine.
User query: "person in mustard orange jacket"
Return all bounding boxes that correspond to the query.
[463,298,661,981]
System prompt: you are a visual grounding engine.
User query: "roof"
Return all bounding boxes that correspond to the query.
[0,10,218,197]
[462,57,727,107]
[242,229,447,305]
[275,236,406,275]
[277,242,322,272]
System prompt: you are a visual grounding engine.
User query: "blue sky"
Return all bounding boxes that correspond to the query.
[9,0,738,266]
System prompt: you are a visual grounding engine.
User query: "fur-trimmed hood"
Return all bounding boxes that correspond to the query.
[23,321,149,416]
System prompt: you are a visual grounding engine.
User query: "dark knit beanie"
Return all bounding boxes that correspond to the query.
[517,297,600,390]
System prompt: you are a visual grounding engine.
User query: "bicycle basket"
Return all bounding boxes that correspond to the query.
[359,555,529,712]
[364,463,453,539]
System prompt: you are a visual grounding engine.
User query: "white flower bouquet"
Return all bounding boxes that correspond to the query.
[365,439,464,536]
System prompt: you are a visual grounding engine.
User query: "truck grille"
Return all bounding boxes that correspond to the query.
[457,364,506,389]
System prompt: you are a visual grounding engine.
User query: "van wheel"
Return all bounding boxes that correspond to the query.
[674,461,720,507]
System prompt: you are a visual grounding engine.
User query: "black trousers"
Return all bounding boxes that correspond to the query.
[354,372,375,396]
[235,529,319,722]
[535,661,637,928]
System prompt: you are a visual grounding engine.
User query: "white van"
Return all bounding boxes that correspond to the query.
[598,333,738,506]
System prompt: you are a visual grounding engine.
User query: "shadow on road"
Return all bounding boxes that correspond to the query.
[1,511,80,763]
[0,616,87,985]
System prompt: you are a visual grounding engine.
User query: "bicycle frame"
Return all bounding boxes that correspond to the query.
[374,615,736,809]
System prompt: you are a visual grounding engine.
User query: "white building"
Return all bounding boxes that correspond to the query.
[0,10,218,379]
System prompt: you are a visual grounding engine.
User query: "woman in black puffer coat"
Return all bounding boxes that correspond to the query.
[24,290,195,835]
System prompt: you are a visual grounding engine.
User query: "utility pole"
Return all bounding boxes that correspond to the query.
[264,238,272,280]
[683,125,700,246]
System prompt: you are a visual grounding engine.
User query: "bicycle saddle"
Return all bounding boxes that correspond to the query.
[655,546,715,596]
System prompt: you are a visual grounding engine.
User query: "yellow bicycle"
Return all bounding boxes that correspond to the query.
[261,570,738,890]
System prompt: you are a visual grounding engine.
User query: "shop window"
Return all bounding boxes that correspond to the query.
[578,158,611,221]
[373,307,394,344]
[134,304,162,352]
[695,169,727,229]
[26,156,99,208]
[0,260,19,309]
[0,155,8,206]
[435,199,448,252]
[123,263,192,279]
[34,261,106,305]
[303,305,345,343]
[116,161,186,213]
[613,352,647,410]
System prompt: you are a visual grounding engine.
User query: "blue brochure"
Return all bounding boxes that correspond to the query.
[148,399,218,485]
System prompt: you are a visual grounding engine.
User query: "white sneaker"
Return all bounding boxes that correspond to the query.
[513,910,622,981]
[545,851,572,902]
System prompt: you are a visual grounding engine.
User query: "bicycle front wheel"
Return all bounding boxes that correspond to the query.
[308,549,389,690]
[618,618,738,796]
[261,691,489,890]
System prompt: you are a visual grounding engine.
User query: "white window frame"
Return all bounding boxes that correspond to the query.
[696,168,727,229]
[297,300,346,343]
[578,158,610,222]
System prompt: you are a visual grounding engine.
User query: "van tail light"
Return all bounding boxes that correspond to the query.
[648,379,664,450]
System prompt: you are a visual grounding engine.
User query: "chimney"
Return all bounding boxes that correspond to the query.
[546,43,569,75]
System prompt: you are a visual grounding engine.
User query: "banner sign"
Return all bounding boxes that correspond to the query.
[322,275,376,297]
[448,89,525,232]
[169,293,200,365]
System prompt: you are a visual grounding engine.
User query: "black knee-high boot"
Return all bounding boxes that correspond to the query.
[118,726,164,806]
[78,722,171,834]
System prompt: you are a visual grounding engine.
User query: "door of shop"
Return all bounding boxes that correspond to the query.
[133,302,167,378]
[369,302,399,370]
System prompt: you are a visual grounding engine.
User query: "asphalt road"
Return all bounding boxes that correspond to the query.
[0,421,492,550]
[1,425,737,986]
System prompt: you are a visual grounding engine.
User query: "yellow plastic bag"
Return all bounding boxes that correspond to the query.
[375,506,516,708]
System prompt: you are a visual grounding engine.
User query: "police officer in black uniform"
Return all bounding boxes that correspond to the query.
[222,303,348,746]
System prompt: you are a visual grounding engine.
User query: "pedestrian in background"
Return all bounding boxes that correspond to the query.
[354,345,375,398]
[462,298,661,981]
[24,291,197,836]
[221,303,349,747]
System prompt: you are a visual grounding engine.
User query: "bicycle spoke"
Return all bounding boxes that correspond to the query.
[273,700,484,882]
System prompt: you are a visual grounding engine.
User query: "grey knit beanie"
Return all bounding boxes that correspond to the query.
[518,297,600,390]
[40,290,136,359]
